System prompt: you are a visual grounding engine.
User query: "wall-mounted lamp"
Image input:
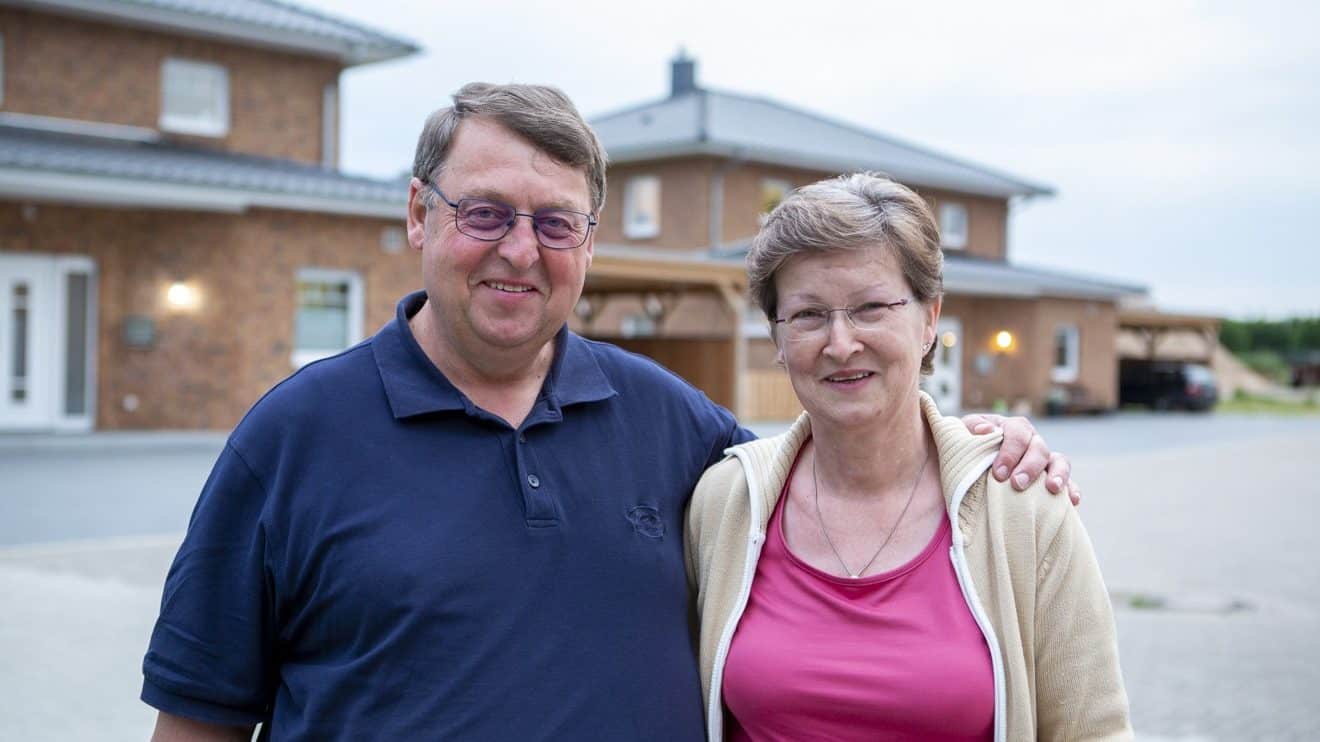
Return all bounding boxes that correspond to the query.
[166,281,200,311]
[941,331,958,348]
[993,330,1015,352]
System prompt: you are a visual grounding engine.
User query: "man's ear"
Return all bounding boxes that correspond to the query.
[406,177,429,251]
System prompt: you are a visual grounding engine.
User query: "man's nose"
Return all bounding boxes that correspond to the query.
[496,215,541,270]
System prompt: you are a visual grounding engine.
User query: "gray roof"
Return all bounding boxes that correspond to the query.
[942,254,1145,300]
[12,0,418,65]
[591,89,1052,199]
[703,242,1143,302]
[0,123,407,218]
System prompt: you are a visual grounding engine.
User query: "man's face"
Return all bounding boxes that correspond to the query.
[407,117,594,366]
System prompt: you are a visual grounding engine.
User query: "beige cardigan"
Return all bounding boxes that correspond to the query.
[685,393,1131,741]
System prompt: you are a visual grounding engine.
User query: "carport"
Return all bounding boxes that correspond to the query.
[1118,309,1222,362]
[578,245,750,417]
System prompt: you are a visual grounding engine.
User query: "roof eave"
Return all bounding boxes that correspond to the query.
[7,0,419,67]
[0,166,405,219]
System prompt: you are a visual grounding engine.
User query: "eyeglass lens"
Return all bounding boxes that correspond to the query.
[457,199,590,248]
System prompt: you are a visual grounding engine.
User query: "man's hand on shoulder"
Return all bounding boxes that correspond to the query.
[960,413,1081,506]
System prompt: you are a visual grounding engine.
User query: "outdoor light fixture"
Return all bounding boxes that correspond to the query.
[166,281,199,310]
[941,331,958,348]
[994,330,1015,351]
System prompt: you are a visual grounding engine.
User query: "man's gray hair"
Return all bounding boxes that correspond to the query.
[747,171,945,373]
[412,82,608,214]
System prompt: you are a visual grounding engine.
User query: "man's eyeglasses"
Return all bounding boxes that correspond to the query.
[774,298,911,341]
[429,184,596,250]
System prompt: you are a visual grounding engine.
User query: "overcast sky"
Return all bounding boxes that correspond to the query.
[304,0,1317,319]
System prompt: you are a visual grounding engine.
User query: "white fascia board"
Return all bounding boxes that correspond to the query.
[0,167,404,219]
[8,0,410,66]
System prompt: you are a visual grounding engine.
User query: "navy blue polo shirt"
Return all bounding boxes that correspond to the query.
[142,291,752,741]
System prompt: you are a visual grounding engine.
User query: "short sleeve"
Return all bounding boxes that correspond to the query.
[140,442,277,726]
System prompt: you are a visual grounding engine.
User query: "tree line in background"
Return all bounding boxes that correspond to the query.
[1220,317,1320,385]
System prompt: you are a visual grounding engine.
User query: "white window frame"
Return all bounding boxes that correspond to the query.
[322,83,338,169]
[160,58,230,137]
[1051,323,1080,383]
[938,202,969,249]
[292,268,363,368]
[623,175,661,239]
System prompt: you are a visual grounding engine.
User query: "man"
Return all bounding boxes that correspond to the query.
[143,83,1073,741]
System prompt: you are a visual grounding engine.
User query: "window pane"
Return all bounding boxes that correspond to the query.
[624,176,661,238]
[295,281,349,350]
[64,274,89,415]
[11,283,28,402]
[939,203,968,248]
[161,59,228,134]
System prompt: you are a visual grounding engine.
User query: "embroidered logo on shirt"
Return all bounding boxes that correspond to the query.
[627,505,665,539]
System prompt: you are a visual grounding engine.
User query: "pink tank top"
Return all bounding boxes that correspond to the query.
[721,454,995,742]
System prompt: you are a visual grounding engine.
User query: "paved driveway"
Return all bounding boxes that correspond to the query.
[1,412,1318,740]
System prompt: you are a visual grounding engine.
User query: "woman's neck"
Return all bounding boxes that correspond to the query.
[809,390,931,503]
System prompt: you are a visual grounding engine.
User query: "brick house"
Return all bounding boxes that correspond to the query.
[0,0,417,431]
[579,56,1146,420]
[0,9,1142,431]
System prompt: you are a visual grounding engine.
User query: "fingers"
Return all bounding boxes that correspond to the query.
[962,413,1002,436]
[992,416,1037,486]
[1044,451,1071,494]
[1011,431,1051,491]
[1068,480,1082,507]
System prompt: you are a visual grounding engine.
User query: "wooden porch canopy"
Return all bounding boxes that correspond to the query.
[583,245,751,417]
[1119,308,1221,362]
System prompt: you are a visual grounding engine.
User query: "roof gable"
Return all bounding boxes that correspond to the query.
[592,89,1052,199]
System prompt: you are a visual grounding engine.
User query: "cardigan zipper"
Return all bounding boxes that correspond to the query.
[704,447,768,742]
[947,452,1007,742]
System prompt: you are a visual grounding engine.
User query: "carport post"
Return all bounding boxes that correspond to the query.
[717,281,747,421]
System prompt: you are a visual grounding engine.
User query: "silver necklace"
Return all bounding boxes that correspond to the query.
[812,443,931,579]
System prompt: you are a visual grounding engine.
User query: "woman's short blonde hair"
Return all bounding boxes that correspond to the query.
[747,172,944,374]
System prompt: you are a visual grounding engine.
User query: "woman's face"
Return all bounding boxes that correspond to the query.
[773,245,939,431]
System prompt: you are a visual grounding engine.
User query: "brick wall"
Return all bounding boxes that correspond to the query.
[0,202,416,429]
[921,188,1009,261]
[942,295,1118,412]
[596,155,1011,261]
[596,158,714,249]
[0,7,340,165]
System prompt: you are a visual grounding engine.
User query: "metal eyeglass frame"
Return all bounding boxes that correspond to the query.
[428,183,597,250]
[773,298,911,339]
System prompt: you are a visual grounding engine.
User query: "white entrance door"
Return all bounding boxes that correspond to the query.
[924,316,962,415]
[0,253,96,432]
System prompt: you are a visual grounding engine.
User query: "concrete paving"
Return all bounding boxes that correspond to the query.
[1,413,1318,740]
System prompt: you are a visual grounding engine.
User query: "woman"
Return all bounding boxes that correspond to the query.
[686,173,1130,741]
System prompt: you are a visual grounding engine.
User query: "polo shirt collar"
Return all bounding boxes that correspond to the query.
[373,291,616,420]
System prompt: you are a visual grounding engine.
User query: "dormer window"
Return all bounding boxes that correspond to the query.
[938,202,968,250]
[160,58,229,137]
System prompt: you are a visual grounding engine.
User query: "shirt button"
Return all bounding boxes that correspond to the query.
[518,433,527,443]
[527,474,540,488]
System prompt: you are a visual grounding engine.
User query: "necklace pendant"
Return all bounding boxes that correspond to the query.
[850,574,860,579]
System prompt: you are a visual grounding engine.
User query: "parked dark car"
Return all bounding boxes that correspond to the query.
[1119,360,1219,411]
